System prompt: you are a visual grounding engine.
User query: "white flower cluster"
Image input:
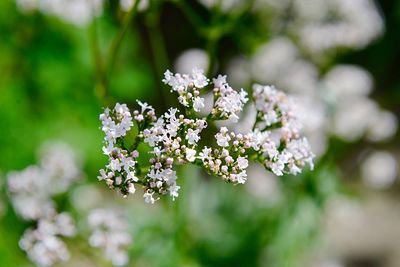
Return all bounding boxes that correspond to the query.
[99,68,314,203]
[163,68,209,112]
[99,101,157,197]
[142,108,207,203]
[7,142,82,220]
[251,0,384,56]
[88,208,132,266]
[7,142,82,266]
[293,0,384,53]
[252,85,314,175]
[201,128,250,184]
[211,75,249,122]
[19,213,76,267]
[227,36,397,157]
[15,0,104,26]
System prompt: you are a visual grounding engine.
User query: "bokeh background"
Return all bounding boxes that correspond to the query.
[0,0,399,266]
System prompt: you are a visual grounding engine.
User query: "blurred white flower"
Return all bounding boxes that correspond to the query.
[366,110,398,142]
[70,184,104,212]
[322,65,373,98]
[295,0,384,53]
[332,97,378,141]
[120,0,149,12]
[88,208,132,266]
[312,259,345,267]
[7,142,82,266]
[361,151,398,189]
[39,141,83,194]
[245,164,281,202]
[16,0,38,12]
[7,165,54,220]
[16,0,104,26]
[250,37,320,95]
[174,49,209,74]
[7,142,82,220]
[251,37,298,84]
[19,213,75,267]
[197,0,244,12]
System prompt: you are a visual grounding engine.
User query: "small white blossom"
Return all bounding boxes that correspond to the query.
[237,157,249,170]
[193,96,205,112]
[215,127,231,147]
[186,129,200,145]
[236,171,247,184]
[185,148,197,162]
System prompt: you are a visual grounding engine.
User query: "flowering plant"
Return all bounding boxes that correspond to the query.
[99,68,315,203]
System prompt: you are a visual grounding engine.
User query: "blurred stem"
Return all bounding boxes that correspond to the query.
[89,19,109,105]
[146,7,174,108]
[175,0,206,33]
[206,35,218,77]
[90,1,141,106]
[106,0,141,76]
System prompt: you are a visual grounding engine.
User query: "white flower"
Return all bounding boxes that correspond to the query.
[109,159,121,172]
[193,96,205,112]
[185,148,197,162]
[237,157,249,170]
[199,147,212,161]
[186,129,200,145]
[213,75,227,88]
[236,171,247,184]
[143,191,156,204]
[169,185,181,200]
[127,171,138,182]
[191,68,209,88]
[239,89,248,103]
[127,183,136,194]
[215,128,231,147]
[361,151,398,189]
[270,160,285,176]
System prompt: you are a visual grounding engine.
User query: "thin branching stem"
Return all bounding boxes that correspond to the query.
[89,20,109,105]
[146,6,175,108]
[106,0,142,76]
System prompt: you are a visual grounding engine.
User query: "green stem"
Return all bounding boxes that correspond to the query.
[106,0,141,76]
[175,0,206,34]
[130,135,142,151]
[89,20,109,105]
[146,8,174,108]
[206,36,218,77]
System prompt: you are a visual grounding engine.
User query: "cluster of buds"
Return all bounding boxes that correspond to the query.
[99,68,314,203]
[199,128,254,184]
